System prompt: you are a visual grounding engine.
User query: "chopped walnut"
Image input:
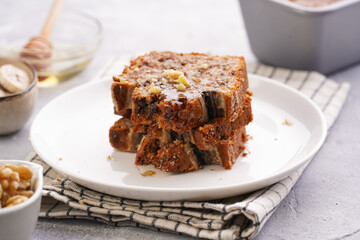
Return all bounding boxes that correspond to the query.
[5,195,28,207]
[151,78,157,83]
[134,67,140,72]
[161,78,168,84]
[148,84,162,94]
[178,76,190,87]
[176,83,186,91]
[162,69,183,79]
[171,78,180,83]
[201,63,208,69]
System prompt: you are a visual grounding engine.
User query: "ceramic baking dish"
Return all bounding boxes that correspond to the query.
[239,0,360,74]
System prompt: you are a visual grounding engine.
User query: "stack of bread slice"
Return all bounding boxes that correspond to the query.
[109,51,252,172]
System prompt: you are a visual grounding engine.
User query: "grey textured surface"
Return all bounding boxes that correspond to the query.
[1,0,359,239]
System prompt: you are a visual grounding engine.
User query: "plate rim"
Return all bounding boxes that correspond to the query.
[30,74,327,195]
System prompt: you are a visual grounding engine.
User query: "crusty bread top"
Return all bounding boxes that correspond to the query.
[113,51,248,102]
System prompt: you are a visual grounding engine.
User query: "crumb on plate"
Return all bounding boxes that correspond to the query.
[141,170,156,177]
[283,119,293,126]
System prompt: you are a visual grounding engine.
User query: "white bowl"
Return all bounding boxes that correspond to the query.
[0,160,43,240]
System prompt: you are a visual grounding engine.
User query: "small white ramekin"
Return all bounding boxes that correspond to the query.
[0,160,43,240]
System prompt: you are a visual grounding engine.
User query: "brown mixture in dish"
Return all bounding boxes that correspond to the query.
[287,0,343,7]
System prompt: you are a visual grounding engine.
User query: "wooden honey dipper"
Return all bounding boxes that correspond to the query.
[20,0,64,73]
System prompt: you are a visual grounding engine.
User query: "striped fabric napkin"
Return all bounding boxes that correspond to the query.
[28,54,350,240]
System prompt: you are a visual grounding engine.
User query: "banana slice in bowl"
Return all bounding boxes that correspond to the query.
[0,64,30,93]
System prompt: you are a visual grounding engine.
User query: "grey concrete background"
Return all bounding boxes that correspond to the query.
[1,0,359,239]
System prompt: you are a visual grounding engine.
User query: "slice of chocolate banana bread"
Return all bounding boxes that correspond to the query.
[111,51,249,131]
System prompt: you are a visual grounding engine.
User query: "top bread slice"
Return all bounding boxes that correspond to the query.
[112,51,249,131]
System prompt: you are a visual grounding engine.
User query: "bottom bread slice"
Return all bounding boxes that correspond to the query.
[135,126,247,172]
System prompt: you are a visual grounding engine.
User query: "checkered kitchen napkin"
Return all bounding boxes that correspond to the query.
[27,54,350,240]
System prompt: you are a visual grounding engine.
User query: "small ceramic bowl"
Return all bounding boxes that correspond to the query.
[0,57,38,135]
[0,160,43,240]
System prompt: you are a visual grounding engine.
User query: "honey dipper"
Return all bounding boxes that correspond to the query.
[20,0,64,74]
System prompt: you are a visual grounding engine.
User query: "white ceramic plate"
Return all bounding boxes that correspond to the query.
[30,74,327,201]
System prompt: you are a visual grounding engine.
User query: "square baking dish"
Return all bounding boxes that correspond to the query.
[239,0,360,74]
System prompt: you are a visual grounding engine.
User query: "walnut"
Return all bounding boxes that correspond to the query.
[201,63,208,69]
[162,70,183,79]
[148,83,162,94]
[176,83,186,91]
[178,76,190,87]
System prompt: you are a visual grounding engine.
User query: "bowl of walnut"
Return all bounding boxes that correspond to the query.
[0,160,43,240]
